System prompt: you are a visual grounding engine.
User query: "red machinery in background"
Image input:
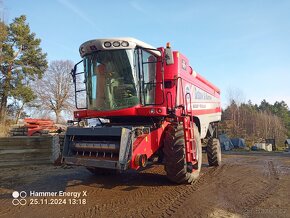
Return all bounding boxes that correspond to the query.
[24,118,56,136]
[63,38,221,184]
[11,118,58,136]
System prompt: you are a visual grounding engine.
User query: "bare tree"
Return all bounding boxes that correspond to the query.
[32,60,75,123]
[225,87,245,107]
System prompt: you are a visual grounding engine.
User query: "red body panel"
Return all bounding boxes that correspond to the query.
[162,51,221,115]
[74,105,167,119]
[130,122,169,169]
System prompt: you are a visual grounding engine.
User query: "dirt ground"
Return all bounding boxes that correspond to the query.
[0,151,290,218]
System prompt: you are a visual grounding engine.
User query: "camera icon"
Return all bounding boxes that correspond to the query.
[12,191,27,206]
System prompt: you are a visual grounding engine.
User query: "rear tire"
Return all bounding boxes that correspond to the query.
[163,123,202,184]
[206,138,222,166]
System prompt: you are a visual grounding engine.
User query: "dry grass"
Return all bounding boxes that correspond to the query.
[0,123,10,137]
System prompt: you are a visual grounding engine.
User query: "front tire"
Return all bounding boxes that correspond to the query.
[163,123,202,184]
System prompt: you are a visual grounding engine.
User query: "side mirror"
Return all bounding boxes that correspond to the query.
[165,43,174,65]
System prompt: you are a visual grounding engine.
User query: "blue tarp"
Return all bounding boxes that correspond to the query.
[218,134,246,150]
[219,134,234,151]
[230,138,246,148]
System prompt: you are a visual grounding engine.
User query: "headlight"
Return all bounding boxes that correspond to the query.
[113,41,121,47]
[104,41,111,48]
[121,41,129,47]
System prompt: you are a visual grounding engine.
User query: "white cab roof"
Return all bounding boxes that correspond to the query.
[79,37,160,57]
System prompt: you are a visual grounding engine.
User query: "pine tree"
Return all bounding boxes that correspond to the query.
[0,15,47,122]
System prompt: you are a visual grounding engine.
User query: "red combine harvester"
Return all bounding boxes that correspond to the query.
[63,38,221,184]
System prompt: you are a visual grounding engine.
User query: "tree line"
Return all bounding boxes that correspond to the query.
[0,15,74,125]
[220,99,290,146]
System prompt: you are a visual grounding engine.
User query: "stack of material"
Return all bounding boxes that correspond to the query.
[10,126,28,136]
[0,136,61,167]
[9,118,58,136]
[24,118,55,130]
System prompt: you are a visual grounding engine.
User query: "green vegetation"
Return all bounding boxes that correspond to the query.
[0,15,48,123]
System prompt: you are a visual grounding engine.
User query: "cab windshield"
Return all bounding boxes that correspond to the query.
[84,49,139,111]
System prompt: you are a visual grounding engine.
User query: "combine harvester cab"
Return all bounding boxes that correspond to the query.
[63,37,221,183]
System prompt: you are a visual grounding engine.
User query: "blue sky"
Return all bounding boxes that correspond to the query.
[2,0,290,108]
